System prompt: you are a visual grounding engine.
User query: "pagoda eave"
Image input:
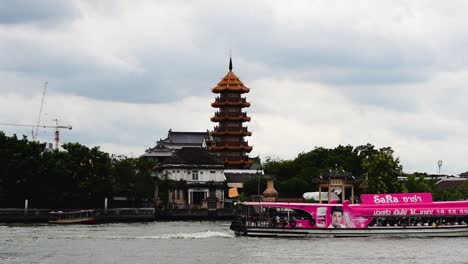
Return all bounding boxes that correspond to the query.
[211,102,250,108]
[212,87,250,93]
[210,117,251,122]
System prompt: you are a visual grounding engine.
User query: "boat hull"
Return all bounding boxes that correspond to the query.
[48,217,97,225]
[231,224,468,238]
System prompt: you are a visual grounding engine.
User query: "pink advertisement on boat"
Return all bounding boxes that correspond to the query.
[312,205,371,228]
[360,193,433,204]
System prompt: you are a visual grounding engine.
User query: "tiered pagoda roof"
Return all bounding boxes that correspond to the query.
[209,58,253,169]
[211,71,250,94]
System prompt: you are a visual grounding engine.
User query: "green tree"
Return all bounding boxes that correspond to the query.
[434,180,468,201]
[0,132,45,207]
[403,174,435,193]
[363,147,403,193]
[242,176,267,197]
[0,132,157,208]
[277,177,311,198]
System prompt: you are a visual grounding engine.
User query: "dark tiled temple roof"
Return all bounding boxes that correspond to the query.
[163,130,209,145]
[436,178,467,191]
[144,130,211,155]
[248,156,263,170]
[163,147,222,165]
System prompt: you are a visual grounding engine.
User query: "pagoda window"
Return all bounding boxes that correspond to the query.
[192,171,199,180]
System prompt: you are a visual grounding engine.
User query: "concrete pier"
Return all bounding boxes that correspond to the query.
[0,208,155,223]
[0,207,236,222]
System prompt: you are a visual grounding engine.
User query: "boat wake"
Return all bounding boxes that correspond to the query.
[137,231,234,239]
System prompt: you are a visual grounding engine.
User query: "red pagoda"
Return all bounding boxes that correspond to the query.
[209,58,253,169]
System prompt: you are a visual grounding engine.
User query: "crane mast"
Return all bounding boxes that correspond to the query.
[33,82,47,141]
[0,82,72,150]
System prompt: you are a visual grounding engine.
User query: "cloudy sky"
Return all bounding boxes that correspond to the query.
[1,0,467,174]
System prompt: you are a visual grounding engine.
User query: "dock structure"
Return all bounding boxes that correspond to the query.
[0,208,155,223]
[0,207,236,222]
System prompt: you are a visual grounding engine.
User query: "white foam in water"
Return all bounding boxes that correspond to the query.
[137,231,234,239]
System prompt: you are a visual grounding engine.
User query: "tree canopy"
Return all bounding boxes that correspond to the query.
[261,143,466,201]
[0,131,155,208]
[1,131,466,207]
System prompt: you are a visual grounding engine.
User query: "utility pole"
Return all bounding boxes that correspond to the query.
[438,160,443,177]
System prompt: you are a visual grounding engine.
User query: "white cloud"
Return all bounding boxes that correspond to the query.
[248,77,468,174]
[1,0,468,174]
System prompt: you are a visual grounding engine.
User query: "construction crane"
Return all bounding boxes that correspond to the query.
[33,82,47,141]
[0,119,72,150]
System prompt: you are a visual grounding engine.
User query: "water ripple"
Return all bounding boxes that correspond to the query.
[137,231,234,239]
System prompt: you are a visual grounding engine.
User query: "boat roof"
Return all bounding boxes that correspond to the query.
[49,209,94,214]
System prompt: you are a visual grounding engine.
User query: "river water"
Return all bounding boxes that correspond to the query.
[1,221,467,264]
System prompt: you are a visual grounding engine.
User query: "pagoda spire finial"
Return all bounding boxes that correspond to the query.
[229,50,233,71]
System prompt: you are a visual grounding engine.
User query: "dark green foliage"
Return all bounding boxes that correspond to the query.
[263,144,405,197]
[261,144,468,201]
[242,176,267,196]
[0,131,156,208]
[362,147,403,193]
[434,180,468,201]
[402,173,436,193]
[276,177,311,198]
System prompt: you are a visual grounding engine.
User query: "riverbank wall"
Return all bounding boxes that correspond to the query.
[0,208,236,223]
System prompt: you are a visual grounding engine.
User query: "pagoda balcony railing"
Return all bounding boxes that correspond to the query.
[211,130,252,137]
[213,97,247,103]
[212,112,249,118]
[211,100,250,107]
[211,112,251,122]
[214,141,250,147]
[213,126,249,132]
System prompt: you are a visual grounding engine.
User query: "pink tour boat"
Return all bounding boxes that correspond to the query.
[230,193,468,237]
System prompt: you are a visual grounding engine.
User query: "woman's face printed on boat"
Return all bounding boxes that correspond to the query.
[330,206,344,228]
